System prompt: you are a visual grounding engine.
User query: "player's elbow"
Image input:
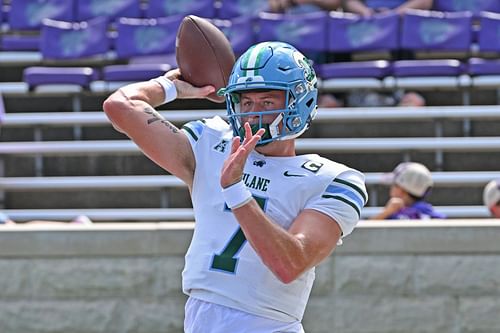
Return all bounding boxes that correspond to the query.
[276,272,297,284]
[102,90,132,128]
[103,92,123,119]
[273,262,304,284]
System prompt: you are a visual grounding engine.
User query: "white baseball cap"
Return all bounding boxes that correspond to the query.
[483,179,500,208]
[391,162,433,198]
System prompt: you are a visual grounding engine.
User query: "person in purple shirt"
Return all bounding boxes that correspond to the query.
[371,162,446,220]
[343,0,433,16]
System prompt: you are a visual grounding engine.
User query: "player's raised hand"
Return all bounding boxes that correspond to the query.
[220,122,265,188]
[165,69,215,100]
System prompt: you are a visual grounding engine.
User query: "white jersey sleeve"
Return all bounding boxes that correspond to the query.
[305,168,367,237]
[181,116,230,148]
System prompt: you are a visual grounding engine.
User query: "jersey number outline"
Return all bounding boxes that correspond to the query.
[210,196,267,273]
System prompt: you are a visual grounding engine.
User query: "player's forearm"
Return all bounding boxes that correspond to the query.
[232,200,310,284]
[103,81,167,131]
[117,81,167,109]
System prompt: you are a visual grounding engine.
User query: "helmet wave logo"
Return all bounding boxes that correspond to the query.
[293,52,316,89]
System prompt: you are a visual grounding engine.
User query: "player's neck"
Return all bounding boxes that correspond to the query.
[255,139,296,157]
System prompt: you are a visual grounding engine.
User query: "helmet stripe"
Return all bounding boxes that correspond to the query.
[240,44,256,77]
[245,42,269,77]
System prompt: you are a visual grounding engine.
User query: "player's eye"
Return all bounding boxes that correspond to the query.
[241,101,254,111]
[263,100,277,109]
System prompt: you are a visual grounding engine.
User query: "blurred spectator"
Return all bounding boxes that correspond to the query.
[370,162,446,220]
[0,212,93,226]
[268,0,342,13]
[483,179,500,218]
[343,0,433,16]
[318,90,425,108]
[398,91,426,107]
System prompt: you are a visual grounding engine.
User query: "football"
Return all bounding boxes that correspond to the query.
[176,15,236,103]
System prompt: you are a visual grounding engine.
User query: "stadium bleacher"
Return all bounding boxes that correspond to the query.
[1,0,499,222]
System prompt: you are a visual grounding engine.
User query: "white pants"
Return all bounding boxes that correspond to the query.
[184,297,305,333]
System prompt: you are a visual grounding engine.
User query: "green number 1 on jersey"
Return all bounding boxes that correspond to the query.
[210,196,267,273]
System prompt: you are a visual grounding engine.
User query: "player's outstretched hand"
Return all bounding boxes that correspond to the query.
[220,122,265,188]
[165,69,215,100]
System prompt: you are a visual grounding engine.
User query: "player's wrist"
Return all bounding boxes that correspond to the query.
[151,76,177,104]
[222,180,252,209]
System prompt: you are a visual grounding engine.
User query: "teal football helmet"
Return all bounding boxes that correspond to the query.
[221,41,318,145]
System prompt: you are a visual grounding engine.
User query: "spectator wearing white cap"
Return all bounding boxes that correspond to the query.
[483,179,500,218]
[371,162,446,220]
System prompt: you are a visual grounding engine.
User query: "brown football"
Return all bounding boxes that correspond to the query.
[176,15,236,103]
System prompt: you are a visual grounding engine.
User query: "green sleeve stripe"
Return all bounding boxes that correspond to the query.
[181,125,198,141]
[322,194,361,217]
[333,178,367,203]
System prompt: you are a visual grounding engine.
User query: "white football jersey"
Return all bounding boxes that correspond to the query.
[181,116,367,322]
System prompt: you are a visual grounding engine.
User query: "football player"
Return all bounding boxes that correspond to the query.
[103,41,367,332]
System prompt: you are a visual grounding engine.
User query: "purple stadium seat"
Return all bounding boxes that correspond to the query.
[40,17,110,59]
[102,64,172,82]
[23,67,97,90]
[468,13,500,87]
[468,58,500,76]
[393,59,466,77]
[400,10,472,52]
[145,0,215,19]
[217,0,270,19]
[1,35,40,51]
[115,16,182,59]
[317,60,392,79]
[257,12,328,53]
[8,0,75,30]
[76,0,141,22]
[392,10,472,80]
[477,11,500,53]
[327,11,399,53]
[212,16,255,56]
[27,17,105,97]
[433,0,500,15]
[315,12,397,88]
